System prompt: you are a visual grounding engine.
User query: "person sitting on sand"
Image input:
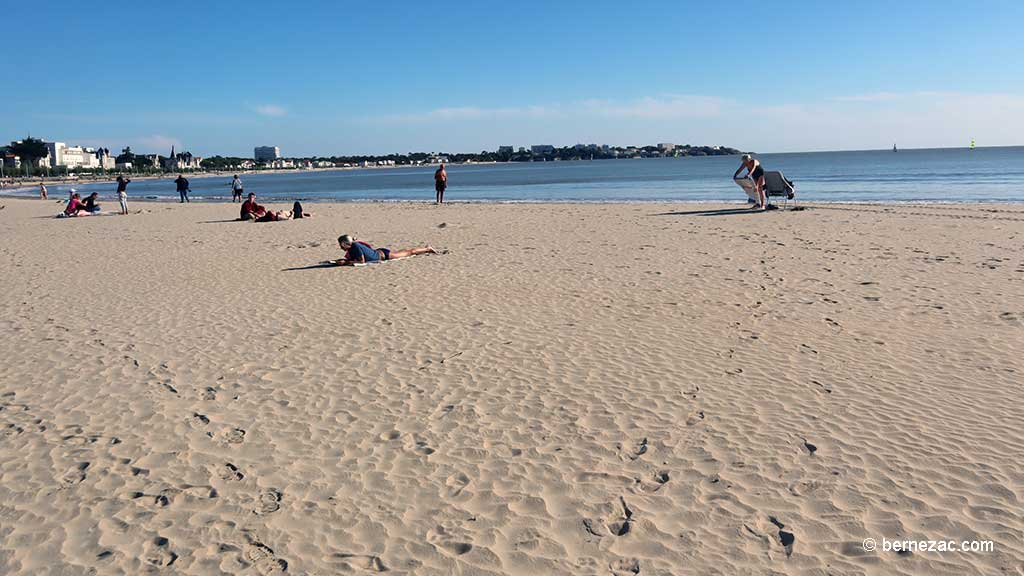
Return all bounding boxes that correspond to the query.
[292,201,313,218]
[63,192,89,217]
[733,154,766,210]
[333,234,437,265]
[240,193,266,220]
[82,192,102,213]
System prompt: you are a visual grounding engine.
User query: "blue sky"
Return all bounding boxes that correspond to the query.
[5,0,1022,156]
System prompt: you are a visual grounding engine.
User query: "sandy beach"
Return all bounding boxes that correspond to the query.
[0,198,1021,575]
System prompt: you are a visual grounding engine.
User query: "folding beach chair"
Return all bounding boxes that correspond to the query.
[763,171,796,208]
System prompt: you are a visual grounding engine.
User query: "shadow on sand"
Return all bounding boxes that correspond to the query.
[652,207,769,217]
[282,262,338,271]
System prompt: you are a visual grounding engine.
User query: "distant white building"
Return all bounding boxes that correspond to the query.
[266,158,294,169]
[498,146,514,154]
[531,144,555,154]
[44,141,115,169]
[658,143,675,152]
[254,146,280,162]
[45,142,66,167]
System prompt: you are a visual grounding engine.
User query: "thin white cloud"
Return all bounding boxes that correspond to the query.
[138,134,181,151]
[369,104,557,124]
[737,91,1024,151]
[831,92,904,103]
[363,95,731,124]
[252,104,288,117]
[580,95,731,118]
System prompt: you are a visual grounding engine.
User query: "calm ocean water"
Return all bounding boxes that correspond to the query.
[11,146,1024,204]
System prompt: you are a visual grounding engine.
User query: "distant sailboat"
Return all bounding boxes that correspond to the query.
[970,138,976,150]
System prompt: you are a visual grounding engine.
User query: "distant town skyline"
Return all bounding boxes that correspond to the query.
[5,1,1022,156]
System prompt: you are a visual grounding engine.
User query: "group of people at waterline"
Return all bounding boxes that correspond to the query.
[53,156,777,217]
[54,163,450,217]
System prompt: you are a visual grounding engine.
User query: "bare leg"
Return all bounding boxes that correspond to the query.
[756,176,767,209]
[387,246,438,259]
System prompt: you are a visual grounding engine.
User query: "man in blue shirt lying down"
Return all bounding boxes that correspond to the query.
[332,234,438,265]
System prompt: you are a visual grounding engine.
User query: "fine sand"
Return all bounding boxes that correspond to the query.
[0,198,1022,575]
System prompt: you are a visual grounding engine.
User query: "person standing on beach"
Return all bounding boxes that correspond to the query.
[116,175,130,214]
[39,182,48,200]
[434,164,447,204]
[175,174,190,203]
[231,175,243,202]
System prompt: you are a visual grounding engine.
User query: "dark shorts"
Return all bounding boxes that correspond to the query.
[435,181,446,192]
[234,188,243,196]
[751,165,764,180]
[377,248,391,261]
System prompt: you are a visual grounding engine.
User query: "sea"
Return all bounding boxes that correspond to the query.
[6,146,1023,204]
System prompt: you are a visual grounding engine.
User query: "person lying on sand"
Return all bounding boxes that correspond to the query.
[252,202,313,222]
[256,209,294,222]
[332,234,437,265]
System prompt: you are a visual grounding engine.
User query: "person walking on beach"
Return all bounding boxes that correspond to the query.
[434,164,447,204]
[733,154,766,210]
[175,174,190,203]
[39,182,48,200]
[231,175,243,202]
[116,175,130,214]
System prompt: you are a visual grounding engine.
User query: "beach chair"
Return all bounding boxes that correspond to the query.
[764,171,796,208]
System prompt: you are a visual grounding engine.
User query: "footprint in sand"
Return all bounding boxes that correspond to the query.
[426,525,473,557]
[598,497,634,537]
[331,553,389,572]
[686,411,705,426]
[62,433,100,446]
[445,473,471,498]
[61,462,90,486]
[189,412,210,428]
[143,536,178,567]
[635,470,671,494]
[609,558,640,575]
[801,438,818,456]
[404,434,435,455]
[201,387,218,401]
[217,427,246,444]
[218,463,245,481]
[618,437,648,461]
[245,542,288,575]
[254,489,283,515]
[769,517,796,558]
